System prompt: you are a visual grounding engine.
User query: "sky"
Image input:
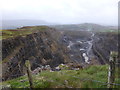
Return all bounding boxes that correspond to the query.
[0,0,119,26]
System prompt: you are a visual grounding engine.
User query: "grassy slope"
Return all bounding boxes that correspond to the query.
[1,65,120,88]
[1,26,49,40]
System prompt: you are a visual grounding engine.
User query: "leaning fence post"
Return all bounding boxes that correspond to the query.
[107,51,117,88]
[25,60,34,89]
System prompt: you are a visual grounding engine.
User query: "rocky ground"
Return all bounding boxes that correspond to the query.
[2,26,71,81]
[1,26,119,81]
[58,30,118,66]
[92,32,118,64]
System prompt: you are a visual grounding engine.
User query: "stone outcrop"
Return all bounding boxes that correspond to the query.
[2,27,70,81]
[92,32,118,64]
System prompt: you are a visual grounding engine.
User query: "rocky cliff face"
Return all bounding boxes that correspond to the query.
[2,26,119,81]
[92,32,118,64]
[58,30,92,64]
[58,30,118,65]
[2,27,70,81]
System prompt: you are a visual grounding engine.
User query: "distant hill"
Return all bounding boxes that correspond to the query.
[1,20,54,29]
[1,21,117,32]
[50,23,117,32]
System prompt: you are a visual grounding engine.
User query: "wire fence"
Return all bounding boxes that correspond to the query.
[8,69,120,86]
[70,75,120,86]
[3,61,120,88]
[33,62,120,86]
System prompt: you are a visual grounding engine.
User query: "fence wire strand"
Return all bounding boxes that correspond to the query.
[3,62,120,87]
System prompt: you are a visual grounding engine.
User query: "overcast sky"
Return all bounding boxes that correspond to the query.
[1,0,119,26]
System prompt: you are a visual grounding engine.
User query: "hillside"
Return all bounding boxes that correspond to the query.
[50,23,117,32]
[1,25,119,89]
[1,20,54,29]
[1,65,120,88]
[1,26,71,81]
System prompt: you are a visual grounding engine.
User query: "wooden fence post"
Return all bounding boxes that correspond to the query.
[25,60,34,89]
[107,51,117,88]
[117,52,120,79]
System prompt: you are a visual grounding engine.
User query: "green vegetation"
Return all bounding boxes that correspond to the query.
[93,29,119,33]
[52,23,117,33]
[1,26,49,40]
[1,65,120,88]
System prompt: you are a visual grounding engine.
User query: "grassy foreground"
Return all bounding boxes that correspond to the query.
[1,65,120,88]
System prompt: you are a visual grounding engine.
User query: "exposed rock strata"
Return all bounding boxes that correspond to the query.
[2,27,70,81]
[92,32,118,64]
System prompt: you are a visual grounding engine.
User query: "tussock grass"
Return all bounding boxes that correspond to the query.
[2,65,120,88]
